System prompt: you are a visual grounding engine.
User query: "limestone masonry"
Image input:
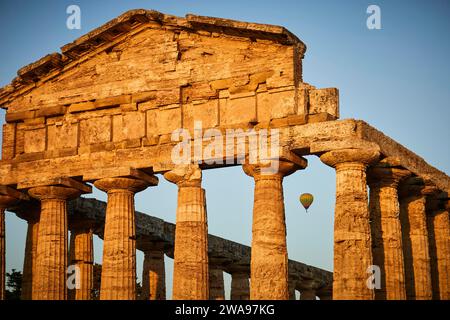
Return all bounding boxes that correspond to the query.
[0,9,448,300]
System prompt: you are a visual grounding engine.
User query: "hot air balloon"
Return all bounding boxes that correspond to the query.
[299,193,314,212]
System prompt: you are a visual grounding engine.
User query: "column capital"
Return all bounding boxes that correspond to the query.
[242,160,304,179]
[164,164,202,187]
[320,148,380,169]
[28,185,82,201]
[367,165,411,188]
[94,176,153,193]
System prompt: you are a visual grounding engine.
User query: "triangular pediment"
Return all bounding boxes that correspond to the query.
[0,9,305,111]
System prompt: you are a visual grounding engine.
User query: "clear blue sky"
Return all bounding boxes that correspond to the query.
[1,0,449,299]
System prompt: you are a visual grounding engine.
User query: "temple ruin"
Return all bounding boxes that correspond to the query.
[0,9,448,300]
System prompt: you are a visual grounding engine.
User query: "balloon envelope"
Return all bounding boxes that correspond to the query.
[299,193,314,211]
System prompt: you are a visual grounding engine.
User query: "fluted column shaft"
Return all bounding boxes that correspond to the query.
[68,226,94,300]
[230,272,250,300]
[243,160,303,300]
[35,199,68,300]
[20,206,40,300]
[320,148,380,300]
[368,166,410,300]
[252,175,287,299]
[400,192,433,300]
[94,177,151,300]
[165,164,208,300]
[142,248,166,300]
[209,267,225,300]
[427,208,450,300]
[29,186,81,300]
[173,187,208,299]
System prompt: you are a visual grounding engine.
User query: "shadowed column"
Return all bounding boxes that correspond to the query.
[141,242,166,300]
[0,186,28,300]
[399,178,436,300]
[368,162,411,300]
[29,185,86,300]
[243,159,306,300]
[426,197,450,300]
[209,266,225,300]
[164,164,209,300]
[320,148,380,300]
[15,202,40,300]
[230,271,250,300]
[94,175,156,300]
[68,220,94,300]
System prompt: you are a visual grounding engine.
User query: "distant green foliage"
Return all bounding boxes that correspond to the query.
[5,269,22,300]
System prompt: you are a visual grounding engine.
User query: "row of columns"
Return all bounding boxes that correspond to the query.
[320,148,449,300]
[2,149,446,300]
[0,160,308,300]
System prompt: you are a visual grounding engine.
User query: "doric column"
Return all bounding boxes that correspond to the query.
[300,289,316,300]
[141,242,166,300]
[230,271,250,300]
[399,179,436,300]
[243,158,306,300]
[209,266,225,300]
[29,183,88,300]
[0,186,28,300]
[320,148,380,300]
[94,174,156,300]
[367,163,411,300]
[164,164,208,300]
[14,202,40,300]
[68,220,94,300]
[426,198,450,300]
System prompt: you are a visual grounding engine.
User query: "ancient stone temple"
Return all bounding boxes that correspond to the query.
[0,9,448,300]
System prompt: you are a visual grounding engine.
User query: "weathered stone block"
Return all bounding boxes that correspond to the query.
[309,88,339,118]
[80,116,111,145]
[113,112,145,142]
[296,88,309,115]
[183,99,218,130]
[94,94,131,109]
[146,105,181,136]
[1,123,16,160]
[132,91,156,104]
[68,102,96,113]
[120,103,138,112]
[5,110,35,123]
[257,88,295,122]
[35,105,67,118]
[24,128,46,153]
[142,135,159,146]
[47,122,78,150]
[24,117,45,126]
[221,94,256,126]
[307,112,336,123]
